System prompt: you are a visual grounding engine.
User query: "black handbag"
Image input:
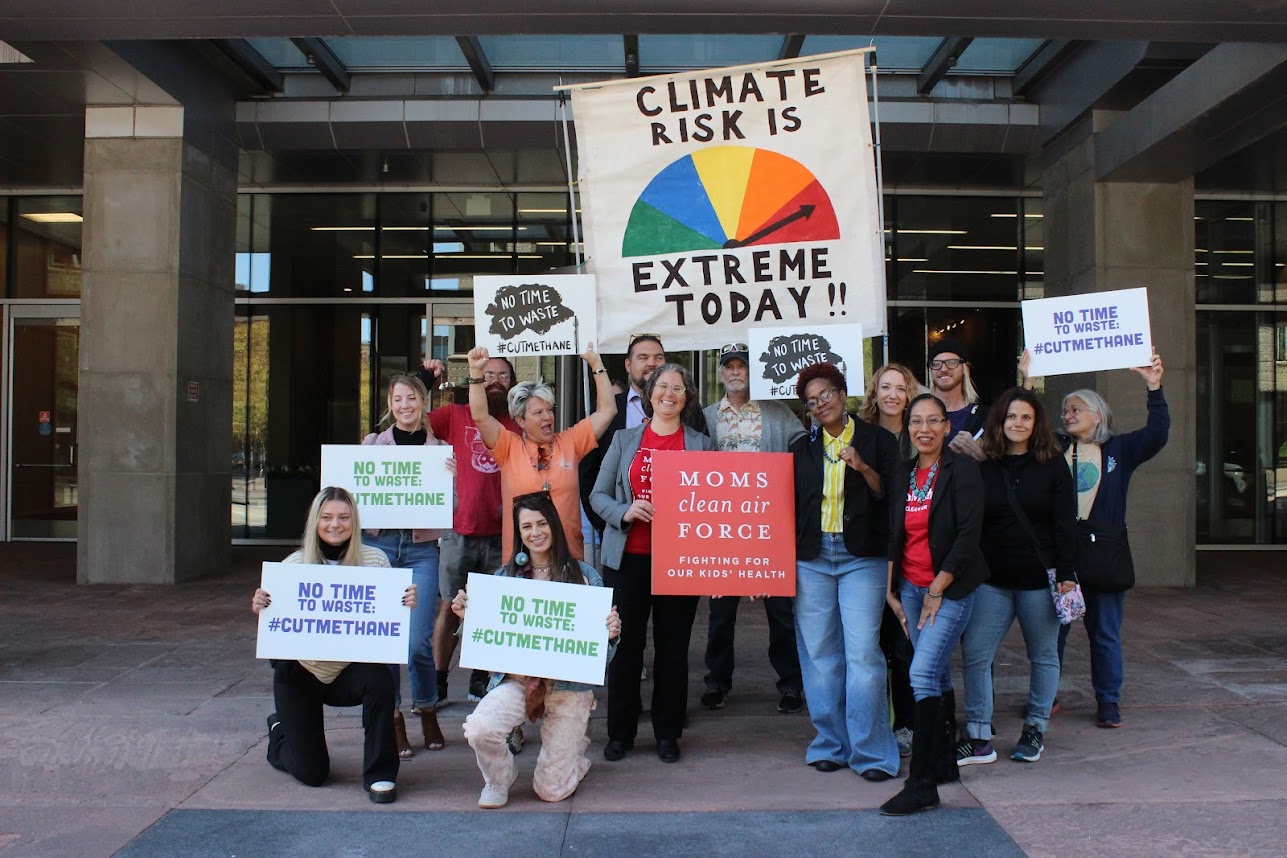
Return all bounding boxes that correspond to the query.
[1071,444,1135,593]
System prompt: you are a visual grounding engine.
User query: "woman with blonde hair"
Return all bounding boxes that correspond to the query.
[361,373,448,757]
[251,487,417,803]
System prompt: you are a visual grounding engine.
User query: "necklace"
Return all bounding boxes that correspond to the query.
[908,458,940,502]
[524,435,553,492]
[531,562,552,578]
[821,415,850,464]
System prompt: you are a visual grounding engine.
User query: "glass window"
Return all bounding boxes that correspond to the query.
[1196,200,1258,304]
[952,39,1046,74]
[252,194,376,297]
[890,196,1021,302]
[477,35,622,71]
[0,198,8,295]
[803,36,940,72]
[243,38,309,69]
[14,196,82,298]
[325,36,468,71]
[1274,202,1287,304]
[1196,312,1261,543]
[638,35,781,72]
[1020,199,1044,300]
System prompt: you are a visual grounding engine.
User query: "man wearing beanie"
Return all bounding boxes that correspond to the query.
[927,338,986,461]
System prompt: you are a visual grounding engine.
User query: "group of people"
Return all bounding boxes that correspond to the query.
[250,332,1169,818]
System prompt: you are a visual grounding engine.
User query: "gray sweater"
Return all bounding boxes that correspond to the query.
[702,398,806,454]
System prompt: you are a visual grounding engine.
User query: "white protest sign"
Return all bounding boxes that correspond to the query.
[321,445,454,529]
[256,562,412,664]
[473,274,598,357]
[458,572,613,686]
[1022,288,1153,377]
[570,50,886,351]
[747,322,864,399]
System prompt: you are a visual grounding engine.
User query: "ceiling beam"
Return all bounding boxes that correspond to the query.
[778,34,805,61]
[208,39,283,94]
[623,34,639,78]
[917,37,971,95]
[1012,40,1080,97]
[290,37,350,94]
[455,35,494,92]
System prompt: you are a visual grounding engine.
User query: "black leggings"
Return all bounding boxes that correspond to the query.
[267,660,399,789]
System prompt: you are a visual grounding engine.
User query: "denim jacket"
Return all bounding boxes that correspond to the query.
[485,560,618,694]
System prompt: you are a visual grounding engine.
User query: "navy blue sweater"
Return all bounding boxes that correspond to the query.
[1061,387,1170,527]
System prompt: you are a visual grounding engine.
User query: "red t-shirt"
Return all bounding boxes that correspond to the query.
[901,465,937,587]
[624,424,685,556]
[427,404,520,537]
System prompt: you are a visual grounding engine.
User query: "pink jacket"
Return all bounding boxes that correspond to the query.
[360,425,448,543]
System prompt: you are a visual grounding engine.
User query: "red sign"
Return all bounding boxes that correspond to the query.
[38,411,50,423]
[649,450,796,597]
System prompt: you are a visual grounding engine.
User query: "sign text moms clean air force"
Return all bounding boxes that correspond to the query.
[571,51,885,351]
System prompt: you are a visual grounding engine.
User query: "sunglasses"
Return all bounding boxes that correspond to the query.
[719,342,748,354]
[628,332,662,349]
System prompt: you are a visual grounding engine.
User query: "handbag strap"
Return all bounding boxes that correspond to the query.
[1003,470,1055,572]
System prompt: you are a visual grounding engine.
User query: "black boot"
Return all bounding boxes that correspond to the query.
[879,696,941,816]
[936,688,961,784]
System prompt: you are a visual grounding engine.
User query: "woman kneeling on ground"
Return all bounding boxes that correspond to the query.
[453,491,620,809]
[251,486,418,804]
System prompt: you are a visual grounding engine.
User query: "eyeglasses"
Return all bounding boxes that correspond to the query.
[719,342,748,354]
[804,388,843,411]
[1062,406,1096,417]
[653,382,687,396]
[908,416,947,428]
[483,370,511,381]
[928,358,964,370]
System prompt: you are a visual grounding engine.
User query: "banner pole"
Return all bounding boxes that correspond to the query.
[868,51,890,367]
[558,90,592,414]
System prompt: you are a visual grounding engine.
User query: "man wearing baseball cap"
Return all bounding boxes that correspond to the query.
[699,342,806,714]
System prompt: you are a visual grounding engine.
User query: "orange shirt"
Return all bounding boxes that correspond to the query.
[492,418,599,564]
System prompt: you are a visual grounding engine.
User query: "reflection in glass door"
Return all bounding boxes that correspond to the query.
[8,311,80,539]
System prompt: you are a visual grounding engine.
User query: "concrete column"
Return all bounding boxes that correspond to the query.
[1042,133,1197,587]
[78,105,235,583]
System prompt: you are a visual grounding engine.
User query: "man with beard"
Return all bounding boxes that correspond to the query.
[699,343,806,714]
[928,338,986,462]
[422,356,520,703]
[579,334,668,535]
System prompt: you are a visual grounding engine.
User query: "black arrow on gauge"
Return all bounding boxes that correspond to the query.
[723,204,816,249]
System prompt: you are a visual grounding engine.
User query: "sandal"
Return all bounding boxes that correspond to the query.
[393,710,413,759]
[418,707,446,750]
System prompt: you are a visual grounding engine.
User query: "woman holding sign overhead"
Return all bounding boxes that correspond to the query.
[361,373,448,757]
[591,363,714,764]
[251,486,417,804]
[790,362,901,781]
[467,344,617,565]
[1024,348,1169,730]
[453,491,620,809]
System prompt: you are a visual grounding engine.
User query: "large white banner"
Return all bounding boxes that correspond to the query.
[570,50,885,352]
[458,572,613,686]
[1021,288,1153,377]
[473,274,598,357]
[320,445,454,530]
[256,562,412,664]
[747,322,865,400]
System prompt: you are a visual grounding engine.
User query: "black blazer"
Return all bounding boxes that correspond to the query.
[887,448,989,601]
[791,417,899,561]
[579,390,630,534]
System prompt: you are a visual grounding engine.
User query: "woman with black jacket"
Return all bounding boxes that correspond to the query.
[958,388,1077,769]
[790,363,901,780]
[881,394,989,816]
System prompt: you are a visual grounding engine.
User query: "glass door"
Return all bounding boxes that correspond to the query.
[8,306,80,539]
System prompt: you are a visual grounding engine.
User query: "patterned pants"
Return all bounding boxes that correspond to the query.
[463,679,594,802]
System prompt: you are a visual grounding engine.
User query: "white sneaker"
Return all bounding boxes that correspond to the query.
[367,780,397,804]
[478,768,518,809]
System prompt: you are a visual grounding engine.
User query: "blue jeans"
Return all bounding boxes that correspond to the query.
[366,530,440,711]
[900,580,973,701]
[1057,589,1126,704]
[962,583,1060,736]
[794,535,898,774]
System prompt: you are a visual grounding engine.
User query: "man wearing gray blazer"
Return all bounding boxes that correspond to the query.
[700,344,806,714]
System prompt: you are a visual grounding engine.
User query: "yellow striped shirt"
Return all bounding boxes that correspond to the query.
[821,419,855,533]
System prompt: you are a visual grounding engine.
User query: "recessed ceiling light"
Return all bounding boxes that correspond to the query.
[21,212,82,223]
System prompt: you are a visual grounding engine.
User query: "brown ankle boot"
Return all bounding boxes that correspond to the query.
[393,710,413,759]
[418,707,446,750]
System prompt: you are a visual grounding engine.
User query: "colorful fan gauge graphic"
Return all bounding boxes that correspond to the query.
[622,146,840,258]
